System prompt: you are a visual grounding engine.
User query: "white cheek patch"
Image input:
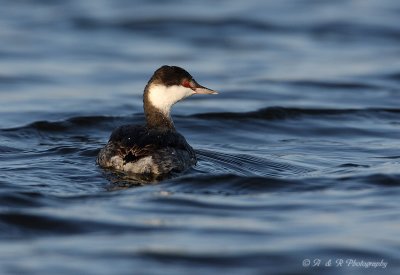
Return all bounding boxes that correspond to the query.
[148,84,195,115]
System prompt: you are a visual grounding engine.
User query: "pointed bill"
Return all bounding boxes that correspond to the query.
[191,80,218,94]
[194,87,218,94]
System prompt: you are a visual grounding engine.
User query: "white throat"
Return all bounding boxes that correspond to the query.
[147,84,195,115]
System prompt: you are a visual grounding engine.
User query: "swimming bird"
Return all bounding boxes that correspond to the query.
[97,65,217,178]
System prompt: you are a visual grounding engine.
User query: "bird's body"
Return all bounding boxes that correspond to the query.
[97,65,217,177]
[97,125,196,175]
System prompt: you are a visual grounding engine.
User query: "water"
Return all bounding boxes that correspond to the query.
[1,0,400,274]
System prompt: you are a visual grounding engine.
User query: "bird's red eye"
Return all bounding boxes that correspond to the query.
[182,80,191,88]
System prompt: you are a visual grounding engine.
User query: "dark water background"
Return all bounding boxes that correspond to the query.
[1,0,400,274]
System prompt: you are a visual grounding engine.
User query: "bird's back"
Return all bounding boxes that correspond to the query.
[97,125,196,175]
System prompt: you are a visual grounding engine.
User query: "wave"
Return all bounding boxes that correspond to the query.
[0,74,56,86]
[0,211,166,238]
[0,145,23,153]
[196,149,314,177]
[190,107,400,121]
[162,174,329,195]
[136,249,290,269]
[2,107,400,134]
[341,173,400,187]
[144,172,400,196]
[310,21,400,42]
[0,190,62,210]
[71,16,400,43]
[1,115,133,134]
[253,79,379,90]
[72,17,283,33]
[384,71,400,82]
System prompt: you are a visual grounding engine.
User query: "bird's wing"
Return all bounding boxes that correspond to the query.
[104,125,196,164]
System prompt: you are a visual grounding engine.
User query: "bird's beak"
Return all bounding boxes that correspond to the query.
[192,80,218,95]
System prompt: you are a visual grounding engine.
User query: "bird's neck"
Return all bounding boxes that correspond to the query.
[143,88,175,131]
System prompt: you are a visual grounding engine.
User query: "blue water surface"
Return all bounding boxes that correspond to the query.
[0,0,400,274]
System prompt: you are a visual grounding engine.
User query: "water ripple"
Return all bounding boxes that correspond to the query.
[197,149,314,177]
[191,107,400,121]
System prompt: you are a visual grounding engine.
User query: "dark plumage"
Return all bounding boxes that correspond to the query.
[97,125,196,175]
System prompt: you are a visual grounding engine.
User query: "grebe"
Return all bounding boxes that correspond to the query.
[97,65,217,177]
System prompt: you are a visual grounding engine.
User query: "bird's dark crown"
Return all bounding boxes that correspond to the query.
[148,65,193,87]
